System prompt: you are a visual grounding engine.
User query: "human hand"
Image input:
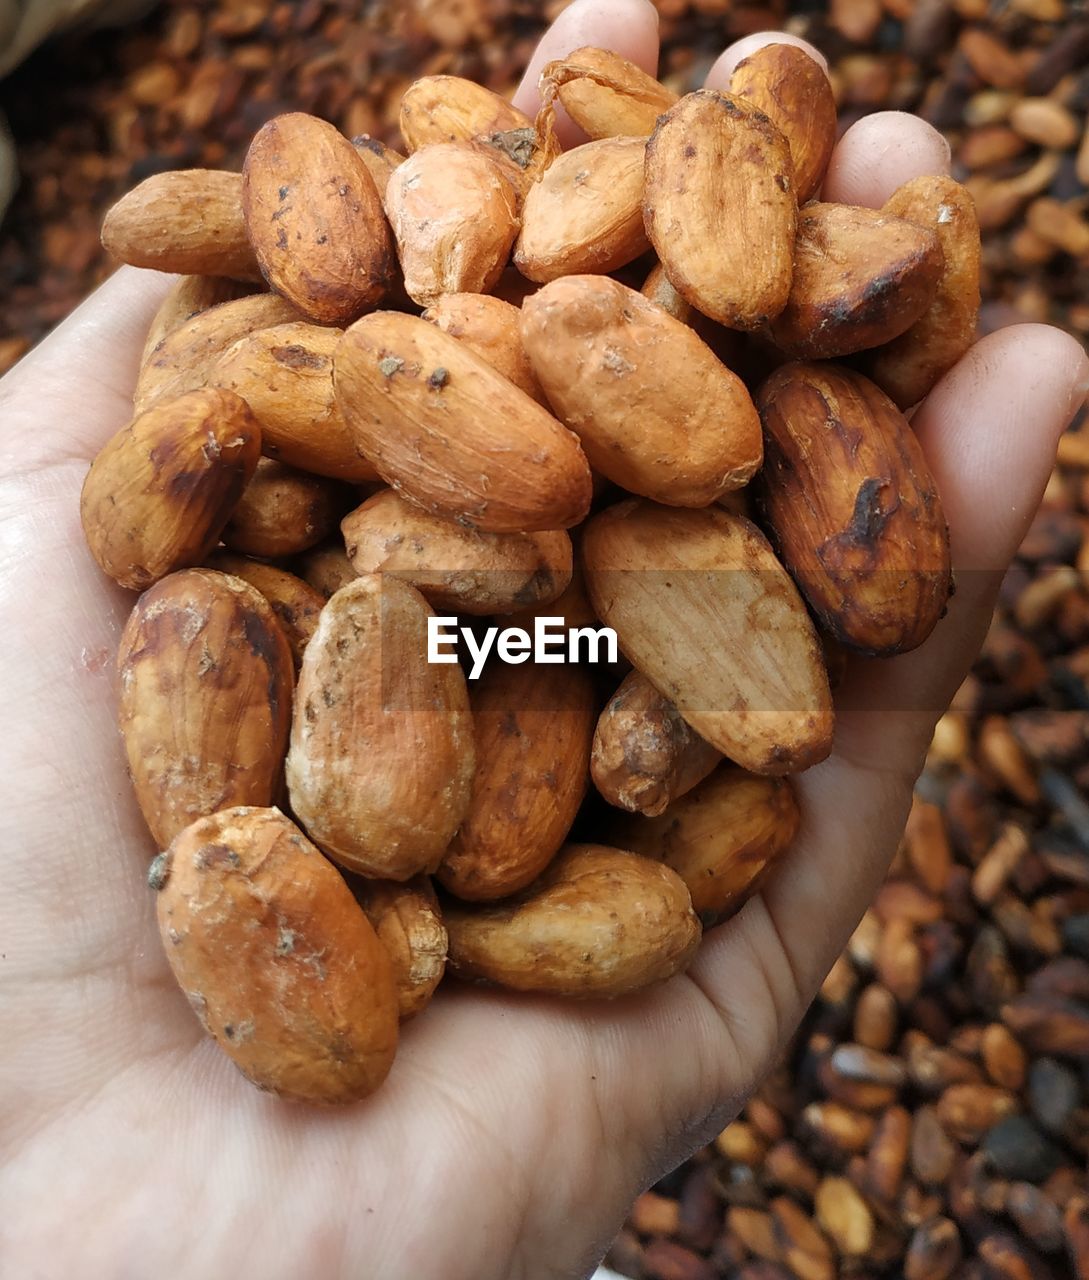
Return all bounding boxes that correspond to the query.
[1,2,1087,1277]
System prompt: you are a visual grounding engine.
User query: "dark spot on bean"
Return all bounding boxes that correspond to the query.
[166,468,204,499]
[272,343,325,371]
[861,275,895,303]
[149,439,177,469]
[513,567,555,605]
[197,843,241,870]
[846,477,895,546]
[241,609,287,715]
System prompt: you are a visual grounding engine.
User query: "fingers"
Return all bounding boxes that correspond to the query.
[703,31,828,87]
[914,324,1089,571]
[823,111,951,206]
[2,266,173,470]
[511,0,660,148]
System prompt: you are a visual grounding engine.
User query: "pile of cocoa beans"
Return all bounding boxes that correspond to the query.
[82,46,979,1113]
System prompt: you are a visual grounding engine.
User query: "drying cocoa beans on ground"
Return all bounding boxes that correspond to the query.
[83,45,980,1107]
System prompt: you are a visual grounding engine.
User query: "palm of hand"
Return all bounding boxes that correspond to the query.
[1,6,1086,1278]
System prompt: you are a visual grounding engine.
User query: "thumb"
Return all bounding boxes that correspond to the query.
[1,266,173,473]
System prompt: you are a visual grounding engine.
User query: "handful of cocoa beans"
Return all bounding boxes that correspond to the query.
[82,44,981,1105]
